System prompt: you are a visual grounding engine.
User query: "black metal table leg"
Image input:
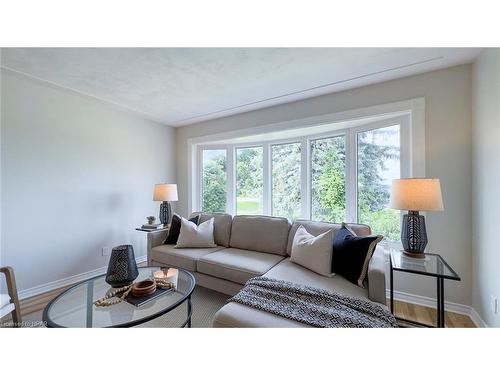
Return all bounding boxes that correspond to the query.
[187,295,192,328]
[390,255,394,314]
[436,277,441,327]
[439,278,445,327]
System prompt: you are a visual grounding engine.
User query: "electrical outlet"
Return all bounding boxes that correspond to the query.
[102,246,111,256]
[491,296,498,314]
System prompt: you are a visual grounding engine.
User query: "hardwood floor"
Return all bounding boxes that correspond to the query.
[389,299,475,327]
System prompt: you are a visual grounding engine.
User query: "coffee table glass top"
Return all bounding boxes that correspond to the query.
[43,267,195,328]
[390,250,460,280]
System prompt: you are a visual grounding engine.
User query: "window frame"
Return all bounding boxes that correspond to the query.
[309,132,347,223]
[235,145,265,215]
[270,140,303,219]
[199,146,229,213]
[196,114,410,227]
[355,122,404,243]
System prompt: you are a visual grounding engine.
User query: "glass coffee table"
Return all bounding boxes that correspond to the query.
[389,250,460,328]
[42,267,195,328]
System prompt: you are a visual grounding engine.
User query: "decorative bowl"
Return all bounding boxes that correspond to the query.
[131,280,157,297]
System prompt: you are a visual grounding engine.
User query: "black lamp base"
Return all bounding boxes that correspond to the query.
[159,201,172,225]
[401,210,428,257]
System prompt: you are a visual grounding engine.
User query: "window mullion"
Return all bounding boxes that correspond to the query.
[227,146,235,215]
[263,143,271,215]
[301,138,310,220]
[198,146,203,212]
[346,129,357,223]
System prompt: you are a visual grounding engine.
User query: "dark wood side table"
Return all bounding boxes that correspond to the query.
[389,249,460,328]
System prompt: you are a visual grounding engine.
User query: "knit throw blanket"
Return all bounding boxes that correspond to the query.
[229,277,398,328]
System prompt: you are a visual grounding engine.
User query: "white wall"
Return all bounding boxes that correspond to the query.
[0,69,176,295]
[472,49,500,327]
[176,64,473,307]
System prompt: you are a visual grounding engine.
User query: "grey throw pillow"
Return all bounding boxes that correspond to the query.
[175,217,217,248]
[290,225,335,277]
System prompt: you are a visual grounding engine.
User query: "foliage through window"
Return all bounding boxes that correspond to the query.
[357,125,401,241]
[236,147,263,215]
[311,136,346,222]
[202,149,227,212]
[272,143,301,220]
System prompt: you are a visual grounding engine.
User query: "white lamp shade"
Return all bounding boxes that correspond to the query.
[390,178,444,211]
[153,183,178,202]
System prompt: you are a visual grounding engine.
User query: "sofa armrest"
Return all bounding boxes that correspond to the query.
[367,245,387,305]
[147,229,169,265]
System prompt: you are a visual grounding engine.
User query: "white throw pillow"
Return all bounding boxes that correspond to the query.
[175,217,217,248]
[290,225,335,277]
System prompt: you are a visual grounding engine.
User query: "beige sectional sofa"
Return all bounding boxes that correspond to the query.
[147,213,387,327]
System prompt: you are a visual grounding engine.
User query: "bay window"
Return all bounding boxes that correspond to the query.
[195,113,413,243]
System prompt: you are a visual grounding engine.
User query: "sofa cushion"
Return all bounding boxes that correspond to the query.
[229,215,290,255]
[286,220,371,256]
[191,212,232,247]
[213,301,309,328]
[263,258,370,301]
[197,247,284,284]
[151,244,224,271]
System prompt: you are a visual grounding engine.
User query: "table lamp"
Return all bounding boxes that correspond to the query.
[390,178,444,258]
[153,183,178,225]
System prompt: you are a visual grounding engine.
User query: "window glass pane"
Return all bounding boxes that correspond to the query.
[357,125,400,241]
[271,142,301,220]
[311,136,346,222]
[236,147,263,215]
[202,149,227,212]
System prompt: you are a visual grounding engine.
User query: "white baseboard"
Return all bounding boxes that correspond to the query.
[387,289,488,327]
[469,308,488,328]
[18,255,148,300]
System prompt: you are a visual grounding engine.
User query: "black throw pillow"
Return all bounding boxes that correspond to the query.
[332,223,383,287]
[163,214,200,245]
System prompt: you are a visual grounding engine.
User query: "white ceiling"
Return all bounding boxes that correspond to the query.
[1,48,481,127]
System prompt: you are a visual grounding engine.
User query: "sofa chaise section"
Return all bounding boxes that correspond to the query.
[212,219,387,328]
[213,246,387,328]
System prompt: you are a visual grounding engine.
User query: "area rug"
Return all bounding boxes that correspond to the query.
[137,286,229,328]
